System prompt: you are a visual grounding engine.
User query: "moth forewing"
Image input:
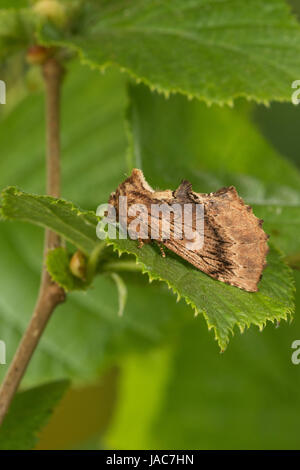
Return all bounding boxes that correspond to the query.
[150,202,183,241]
[127,203,150,240]
[182,203,204,251]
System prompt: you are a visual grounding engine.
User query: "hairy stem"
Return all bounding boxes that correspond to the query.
[0,57,65,425]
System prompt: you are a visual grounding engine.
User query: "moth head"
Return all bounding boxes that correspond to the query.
[109,169,154,203]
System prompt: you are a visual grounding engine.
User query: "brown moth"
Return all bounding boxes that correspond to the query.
[108,169,269,292]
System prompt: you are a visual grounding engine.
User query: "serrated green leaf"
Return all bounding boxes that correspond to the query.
[1,186,99,255]
[39,0,300,104]
[1,187,295,350]
[0,379,69,450]
[108,239,295,351]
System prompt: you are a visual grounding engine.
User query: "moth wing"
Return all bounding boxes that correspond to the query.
[163,185,268,292]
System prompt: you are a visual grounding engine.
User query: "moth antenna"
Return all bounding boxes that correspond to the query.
[156,241,166,258]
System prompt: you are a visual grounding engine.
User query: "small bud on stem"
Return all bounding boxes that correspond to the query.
[70,251,87,280]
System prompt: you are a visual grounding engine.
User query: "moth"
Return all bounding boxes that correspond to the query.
[108,169,269,292]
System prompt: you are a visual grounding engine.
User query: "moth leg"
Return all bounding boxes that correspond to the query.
[156,240,166,258]
[138,238,144,249]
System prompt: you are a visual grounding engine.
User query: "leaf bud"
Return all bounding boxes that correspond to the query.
[69,251,87,280]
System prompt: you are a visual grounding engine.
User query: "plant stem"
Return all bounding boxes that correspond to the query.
[0,57,65,426]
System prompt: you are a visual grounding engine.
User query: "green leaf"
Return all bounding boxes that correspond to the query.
[1,187,295,350]
[0,380,69,450]
[39,0,300,104]
[1,186,99,256]
[109,240,295,351]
